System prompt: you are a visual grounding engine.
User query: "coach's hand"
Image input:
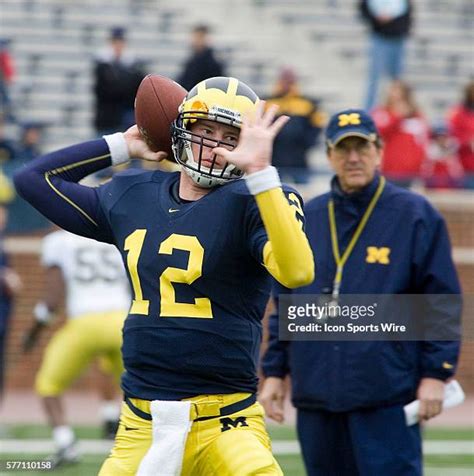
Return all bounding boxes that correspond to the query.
[213,101,289,175]
[259,377,286,423]
[123,125,169,162]
[417,378,445,421]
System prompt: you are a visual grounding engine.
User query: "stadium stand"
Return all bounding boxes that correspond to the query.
[1,0,472,152]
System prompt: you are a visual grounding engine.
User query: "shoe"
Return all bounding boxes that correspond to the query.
[103,420,119,440]
[47,441,80,469]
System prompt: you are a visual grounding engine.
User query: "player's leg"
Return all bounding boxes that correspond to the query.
[35,320,97,466]
[99,401,152,476]
[348,404,422,476]
[36,318,100,399]
[296,408,358,476]
[192,402,283,476]
[42,396,66,426]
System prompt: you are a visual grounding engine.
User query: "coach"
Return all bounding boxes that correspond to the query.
[260,109,462,476]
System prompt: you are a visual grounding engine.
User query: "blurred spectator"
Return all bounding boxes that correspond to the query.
[0,115,17,167]
[372,80,429,187]
[0,115,16,219]
[0,205,22,404]
[448,80,474,188]
[17,121,43,159]
[93,27,145,136]
[177,24,224,91]
[0,168,14,206]
[4,122,50,234]
[265,67,325,183]
[360,0,412,110]
[0,39,15,122]
[422,123,464,189]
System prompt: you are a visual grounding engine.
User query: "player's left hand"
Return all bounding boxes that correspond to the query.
[417,377,445,421]
[212,101,289,175]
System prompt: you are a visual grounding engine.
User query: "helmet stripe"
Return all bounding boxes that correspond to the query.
[197,81,207,96]
[227,78,238,97]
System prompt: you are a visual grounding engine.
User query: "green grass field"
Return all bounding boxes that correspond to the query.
[1,425,473,475]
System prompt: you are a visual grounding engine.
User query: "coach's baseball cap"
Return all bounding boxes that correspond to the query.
[326,108,379,147]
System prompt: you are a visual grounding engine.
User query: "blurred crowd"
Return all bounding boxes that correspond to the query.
[0,6,473,237]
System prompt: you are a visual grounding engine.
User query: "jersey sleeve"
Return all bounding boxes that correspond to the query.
[14,139,115,243]
[246,186,314,288]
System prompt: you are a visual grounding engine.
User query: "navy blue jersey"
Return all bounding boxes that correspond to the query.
[99,169,285,399]
[13,139,304,400]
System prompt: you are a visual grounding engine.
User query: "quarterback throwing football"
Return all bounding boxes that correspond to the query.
[15,77,314,475]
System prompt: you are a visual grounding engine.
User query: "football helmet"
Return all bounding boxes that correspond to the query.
[171,77,259,188]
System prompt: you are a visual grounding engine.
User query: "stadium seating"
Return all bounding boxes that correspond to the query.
[1,0,472,154]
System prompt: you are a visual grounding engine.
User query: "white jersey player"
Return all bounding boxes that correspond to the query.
[26,229,130,468]
[41,230,130,319]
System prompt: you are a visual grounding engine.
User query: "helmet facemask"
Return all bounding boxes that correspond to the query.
[171,110,243,188]
[171,77,259,188]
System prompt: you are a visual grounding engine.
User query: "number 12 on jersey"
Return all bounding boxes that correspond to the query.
[124,230,213,319]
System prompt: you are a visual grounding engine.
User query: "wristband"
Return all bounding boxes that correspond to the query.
[103,133,130,165]
[245,166,281,195]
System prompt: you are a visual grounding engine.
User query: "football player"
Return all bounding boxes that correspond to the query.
[15,76,314,475]
[24,229,131,467]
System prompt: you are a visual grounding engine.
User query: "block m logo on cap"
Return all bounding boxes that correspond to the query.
[338,113,361,127]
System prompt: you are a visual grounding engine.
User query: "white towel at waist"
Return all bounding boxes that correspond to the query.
[136,400,192,476]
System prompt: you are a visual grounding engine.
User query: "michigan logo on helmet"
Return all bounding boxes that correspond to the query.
[171,77,259,188]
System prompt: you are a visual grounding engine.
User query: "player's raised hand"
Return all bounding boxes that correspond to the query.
[123,125,169,162]
[212,101,289,175]
[259,376,286,423]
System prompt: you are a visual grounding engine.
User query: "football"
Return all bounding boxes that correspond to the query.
[134,74,187,158]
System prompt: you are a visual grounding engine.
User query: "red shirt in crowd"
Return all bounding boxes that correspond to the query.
[0,50,15,83]
[422,138,464,189]
[372,108,429,180]
[448,105,474,173]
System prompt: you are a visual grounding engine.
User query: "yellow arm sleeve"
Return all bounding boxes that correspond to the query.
[255,188,315,288]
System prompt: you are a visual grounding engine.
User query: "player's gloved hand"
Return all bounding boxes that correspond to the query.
[212,101,289,175]
[417,377,445,420]
[259,376,286,423]
[123,125,169,162]
[22,302,54,353]
[22,321,47,353]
